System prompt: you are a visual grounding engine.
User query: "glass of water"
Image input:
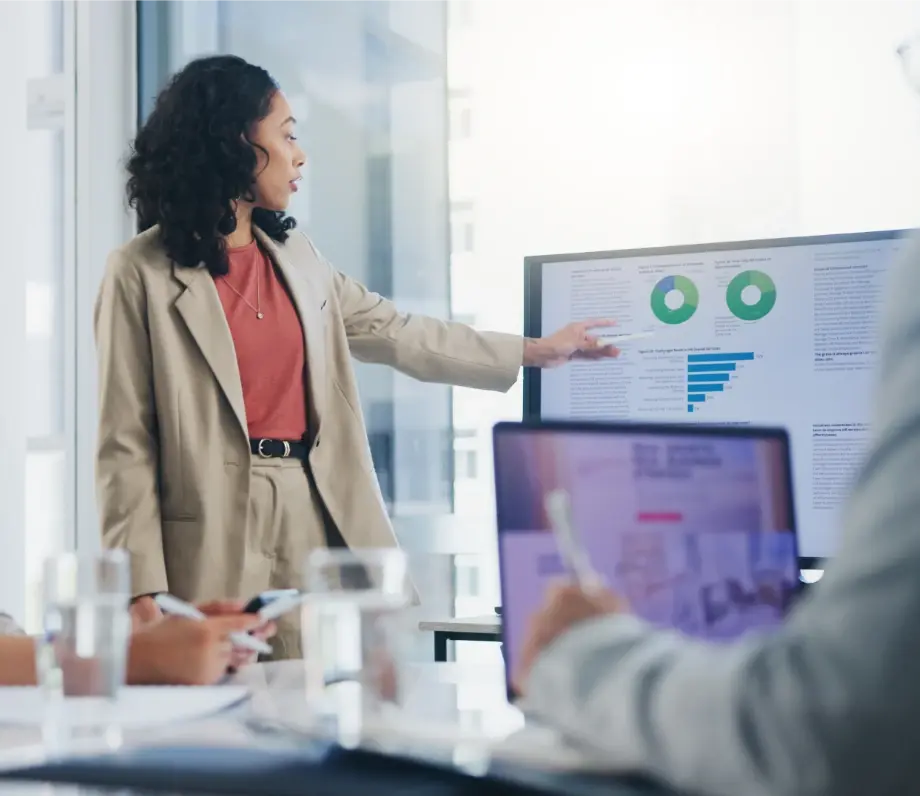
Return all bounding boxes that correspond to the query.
[302,548,411,742]
[38,550,132,701]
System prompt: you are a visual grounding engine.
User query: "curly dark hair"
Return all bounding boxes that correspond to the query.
[127,55,297,276]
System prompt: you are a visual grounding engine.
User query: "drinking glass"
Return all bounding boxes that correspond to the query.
[38,550,132,701]
[302,548,412,744]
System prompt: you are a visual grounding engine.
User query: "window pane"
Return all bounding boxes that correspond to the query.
[12,0,71,631]
[25,449,67,633]
[26,129,65,439]
[26,0,64,78]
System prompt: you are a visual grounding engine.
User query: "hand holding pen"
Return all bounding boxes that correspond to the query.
[197,598,278,671]
[514,489,626,696]
[154,594,274,655]
[127,609,266,686]
[543,489,606,592]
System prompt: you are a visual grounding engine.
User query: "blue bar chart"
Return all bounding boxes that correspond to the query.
[687,352,754,413]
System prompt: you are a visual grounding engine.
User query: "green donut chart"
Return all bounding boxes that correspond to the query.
[726,270,776,321]
[650,275,699,325]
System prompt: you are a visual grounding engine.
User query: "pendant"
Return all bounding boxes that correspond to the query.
[257,312,264,319]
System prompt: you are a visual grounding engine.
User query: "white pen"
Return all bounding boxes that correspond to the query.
[154,593,273,655]
[256,592,310,623]
[544,489,606,592]
[594,331,655,346]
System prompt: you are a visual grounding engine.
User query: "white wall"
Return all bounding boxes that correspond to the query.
[793,2,920,231]
[462,0,920,336]
[448,0,920,604]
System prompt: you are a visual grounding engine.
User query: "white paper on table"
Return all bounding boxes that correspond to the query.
[0,686,250,728]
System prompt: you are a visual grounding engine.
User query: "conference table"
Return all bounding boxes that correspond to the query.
[0,661,675,795]
[419,614,502,661]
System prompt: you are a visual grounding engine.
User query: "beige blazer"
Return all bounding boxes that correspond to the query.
[95,225,523,600]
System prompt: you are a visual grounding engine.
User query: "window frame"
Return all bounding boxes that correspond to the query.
[73,1,138,555]
[24,11,75,473]
[11,0,77,630]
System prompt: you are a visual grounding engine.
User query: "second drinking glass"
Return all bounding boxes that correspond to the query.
[302,547,412,743]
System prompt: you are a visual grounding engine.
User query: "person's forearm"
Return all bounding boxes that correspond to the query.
[523,337,552,367]
[0,632,171,687]
[0,636,37,686]
[523,614,851,796]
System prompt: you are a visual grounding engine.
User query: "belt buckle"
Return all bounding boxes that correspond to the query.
[257,439,272,459]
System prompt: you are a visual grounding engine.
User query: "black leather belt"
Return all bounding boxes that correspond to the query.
[250,438,309,461]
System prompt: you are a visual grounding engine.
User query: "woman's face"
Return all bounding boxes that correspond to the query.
[249,91,306,211]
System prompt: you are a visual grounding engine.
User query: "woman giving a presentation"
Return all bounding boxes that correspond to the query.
[95,55,619,658]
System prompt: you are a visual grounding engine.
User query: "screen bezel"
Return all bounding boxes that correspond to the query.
[493,418,800,698]
[522,228,911,570]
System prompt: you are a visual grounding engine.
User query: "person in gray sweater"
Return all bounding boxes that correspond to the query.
[514,238,920,796]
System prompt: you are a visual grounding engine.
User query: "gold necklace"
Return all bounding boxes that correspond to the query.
[221,265,263,319]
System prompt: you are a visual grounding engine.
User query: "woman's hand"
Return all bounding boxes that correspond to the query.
[128,597,277,673]
[523,319,620,368]
[197,600,276,670]
[127,613,263,686]
[513,582,628,696]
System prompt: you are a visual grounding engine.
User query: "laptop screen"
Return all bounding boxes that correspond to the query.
[493,422,799,681]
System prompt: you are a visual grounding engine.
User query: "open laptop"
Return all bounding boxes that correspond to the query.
[493,420,801,691]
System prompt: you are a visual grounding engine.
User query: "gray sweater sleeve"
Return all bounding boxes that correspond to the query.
[521,235,920,796]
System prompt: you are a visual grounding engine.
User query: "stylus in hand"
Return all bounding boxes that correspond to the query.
[544,489,605,593]
[592,330,655,346]
[154,594,273,655]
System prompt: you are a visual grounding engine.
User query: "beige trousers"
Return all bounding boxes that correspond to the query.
[246,455,328,660]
